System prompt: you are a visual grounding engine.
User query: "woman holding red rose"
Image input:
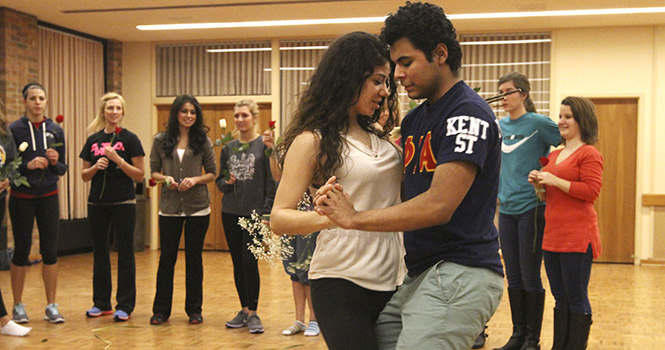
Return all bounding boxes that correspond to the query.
[149,95,216,325]
[8,83,67,324]
[0,97,31,336]
[215,99,276,334]
[528,96,603,349]
[80,92,145,321]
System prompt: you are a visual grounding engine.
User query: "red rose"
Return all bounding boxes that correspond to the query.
[539,156,549,167]
[268,120,276,130]
[115,127,122,134]
[149,179,157,187]
[55,115,64,123]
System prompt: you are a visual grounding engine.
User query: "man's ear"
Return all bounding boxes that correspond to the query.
[432,43,449,65]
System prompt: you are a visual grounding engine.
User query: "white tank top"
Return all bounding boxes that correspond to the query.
[308,132,406,291]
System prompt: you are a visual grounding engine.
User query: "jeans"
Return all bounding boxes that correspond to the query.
[499,206,545,292]
[543,244,593,314]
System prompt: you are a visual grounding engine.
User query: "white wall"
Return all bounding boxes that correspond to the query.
[122,41,157,248]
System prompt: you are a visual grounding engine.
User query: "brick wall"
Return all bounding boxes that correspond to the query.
[105,39,122,94]
[0,7,39,122]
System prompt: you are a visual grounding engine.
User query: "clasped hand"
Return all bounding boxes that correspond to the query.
[528,170,557,187]
[313,176,356,229]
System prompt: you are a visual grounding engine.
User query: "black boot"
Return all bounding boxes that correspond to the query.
[520,291,545,350]
[493,289,526,350]
[472,325,488,349]
[564,312,592,350]
[551,308,569,350]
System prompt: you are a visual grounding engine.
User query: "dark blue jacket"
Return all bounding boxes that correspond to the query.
[9,116,67,195]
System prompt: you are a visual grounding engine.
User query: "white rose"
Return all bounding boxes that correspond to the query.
[219,119,227,129]
[389,126,401,140]
[18,142,29,153]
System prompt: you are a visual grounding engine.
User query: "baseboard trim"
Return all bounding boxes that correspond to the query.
[641,259,665,265]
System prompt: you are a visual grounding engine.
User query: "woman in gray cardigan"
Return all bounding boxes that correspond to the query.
[149,95,216,325]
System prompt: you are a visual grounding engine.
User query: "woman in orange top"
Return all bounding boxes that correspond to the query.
[528,96,603,350]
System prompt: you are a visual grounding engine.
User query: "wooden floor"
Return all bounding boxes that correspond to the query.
[1,251,664,349]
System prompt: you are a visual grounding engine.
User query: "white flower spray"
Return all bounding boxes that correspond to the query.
[238,192,315,267]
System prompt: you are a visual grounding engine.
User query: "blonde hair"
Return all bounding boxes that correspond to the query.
[234,99,259,117]
[88,92,126,132]
[233,99,260,135]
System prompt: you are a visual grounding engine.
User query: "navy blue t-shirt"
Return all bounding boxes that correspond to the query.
[401,81,503,276]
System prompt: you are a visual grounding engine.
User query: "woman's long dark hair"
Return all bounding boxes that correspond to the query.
[277,31,398,183]
[161,95,209,155]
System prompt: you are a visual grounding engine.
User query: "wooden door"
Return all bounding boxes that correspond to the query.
[590,98,637,263]
[156,102,272,251]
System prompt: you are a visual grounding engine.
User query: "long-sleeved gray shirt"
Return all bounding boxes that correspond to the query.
[215,136,275,216]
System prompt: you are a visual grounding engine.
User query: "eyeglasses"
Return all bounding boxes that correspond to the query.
[485,88,523,104]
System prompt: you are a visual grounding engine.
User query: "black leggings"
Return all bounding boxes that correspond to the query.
[222,212,260,311]
[0,198,7,318]
[310,278,395,350]
[0,286,7,318]
[9,194,60,266]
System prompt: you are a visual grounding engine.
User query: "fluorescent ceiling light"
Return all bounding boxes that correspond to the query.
[461,39,551,45]
[264,67,316,71]
[464,61,550,67]
[451,7,665,19]
[138,7,665,31]
[465,78,550,83]
[207,48,271,52]
[139,17,384,30]
[207,45,328,53]
[280,46,329,50]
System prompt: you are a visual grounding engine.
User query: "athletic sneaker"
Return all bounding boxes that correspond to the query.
[247,314,264,334]
[149,314,168,325]
[225,311,248,328]
[44,303,65,323]
[113,310,130,322]
[86,306,113,318]
[188,313,203,324]
[12,303,29,323]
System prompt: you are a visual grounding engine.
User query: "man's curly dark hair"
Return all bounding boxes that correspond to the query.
[381,1,462,74]
[278,31,398,184]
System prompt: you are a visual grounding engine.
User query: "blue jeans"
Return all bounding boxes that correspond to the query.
[499,206,545,292]
[543,244,593,314]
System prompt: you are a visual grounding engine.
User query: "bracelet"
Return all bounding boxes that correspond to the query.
[118,159,125,169]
